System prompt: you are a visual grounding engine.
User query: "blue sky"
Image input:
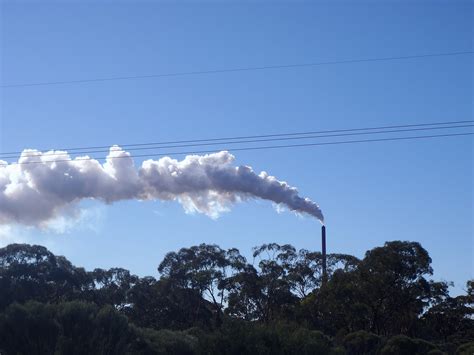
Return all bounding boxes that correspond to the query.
[0,0,472,294]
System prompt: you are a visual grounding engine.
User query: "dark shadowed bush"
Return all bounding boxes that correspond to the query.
[129,327,198,354]
[186,321,332,355]
[380,335,438,355]
[342,330,382,355]
[56,302,132,354]
[457,342,474,355]
[426,350,446,355]
[0,301,134,355]
[0,302,60,355]
[284,327,332,354]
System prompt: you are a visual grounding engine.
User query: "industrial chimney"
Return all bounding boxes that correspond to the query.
[322,225,327,284]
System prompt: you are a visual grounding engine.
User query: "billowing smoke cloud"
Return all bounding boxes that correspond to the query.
[0,147,324,226]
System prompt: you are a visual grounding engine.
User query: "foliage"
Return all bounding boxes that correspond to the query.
[130,327,198,355]
[0,301,132,355]
[342,330,382,355]
[0,301,60,355]
[0,244,91,309]
[186,320,332,355]
[456,342,474,355]
[379,335,439,354]
[0,241,472,354]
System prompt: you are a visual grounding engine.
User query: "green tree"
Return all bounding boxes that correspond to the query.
[225,244,297,322]
[357,241,446,336]
[90,267,139,308]
[422,280,474,343]
[158,244,246,323]
[303,241,448,337]
[303,268,370,334]
[0,244,91,309]
[127,277,213,330]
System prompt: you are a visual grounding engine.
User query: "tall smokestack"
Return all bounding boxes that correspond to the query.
[322,225,327,284]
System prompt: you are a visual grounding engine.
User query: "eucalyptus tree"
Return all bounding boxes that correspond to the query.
[158,243,246,323]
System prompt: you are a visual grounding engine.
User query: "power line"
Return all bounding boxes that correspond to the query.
[2,123,472,160]
[1,132,471,167]
[1,51,472,88]
[1,119,472,158]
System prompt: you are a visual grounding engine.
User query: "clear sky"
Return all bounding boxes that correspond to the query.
[0,0,472,294]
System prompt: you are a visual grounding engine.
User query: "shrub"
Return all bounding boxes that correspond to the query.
[457,342,474,355]
[0,302,60,355]
[342,330,382,355]
[130,327,198,354]
[380,335,439,355]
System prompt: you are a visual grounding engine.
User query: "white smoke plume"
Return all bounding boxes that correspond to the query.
[0,147,324,226]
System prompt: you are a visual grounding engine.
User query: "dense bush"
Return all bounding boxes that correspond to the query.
[186,321,332,355]
[0,301,132,354]
[342,330,382,355]
[380,335,439,355]
[457,342,474,355]
[0,302,60,355]
[130,328,198,355]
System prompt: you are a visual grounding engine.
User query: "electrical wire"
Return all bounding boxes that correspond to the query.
[1,123,472,160]
[2,51,472,88]
[1,132,471,167]
[1,120,472,158]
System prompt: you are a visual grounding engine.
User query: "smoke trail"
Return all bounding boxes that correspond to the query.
[0,147,324,226]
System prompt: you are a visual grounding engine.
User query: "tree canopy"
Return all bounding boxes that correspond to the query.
[0,240,472,354]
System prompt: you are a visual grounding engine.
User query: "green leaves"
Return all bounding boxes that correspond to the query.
[0,241,473,353]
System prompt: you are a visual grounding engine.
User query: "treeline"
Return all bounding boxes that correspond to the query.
[0,241,472,354]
